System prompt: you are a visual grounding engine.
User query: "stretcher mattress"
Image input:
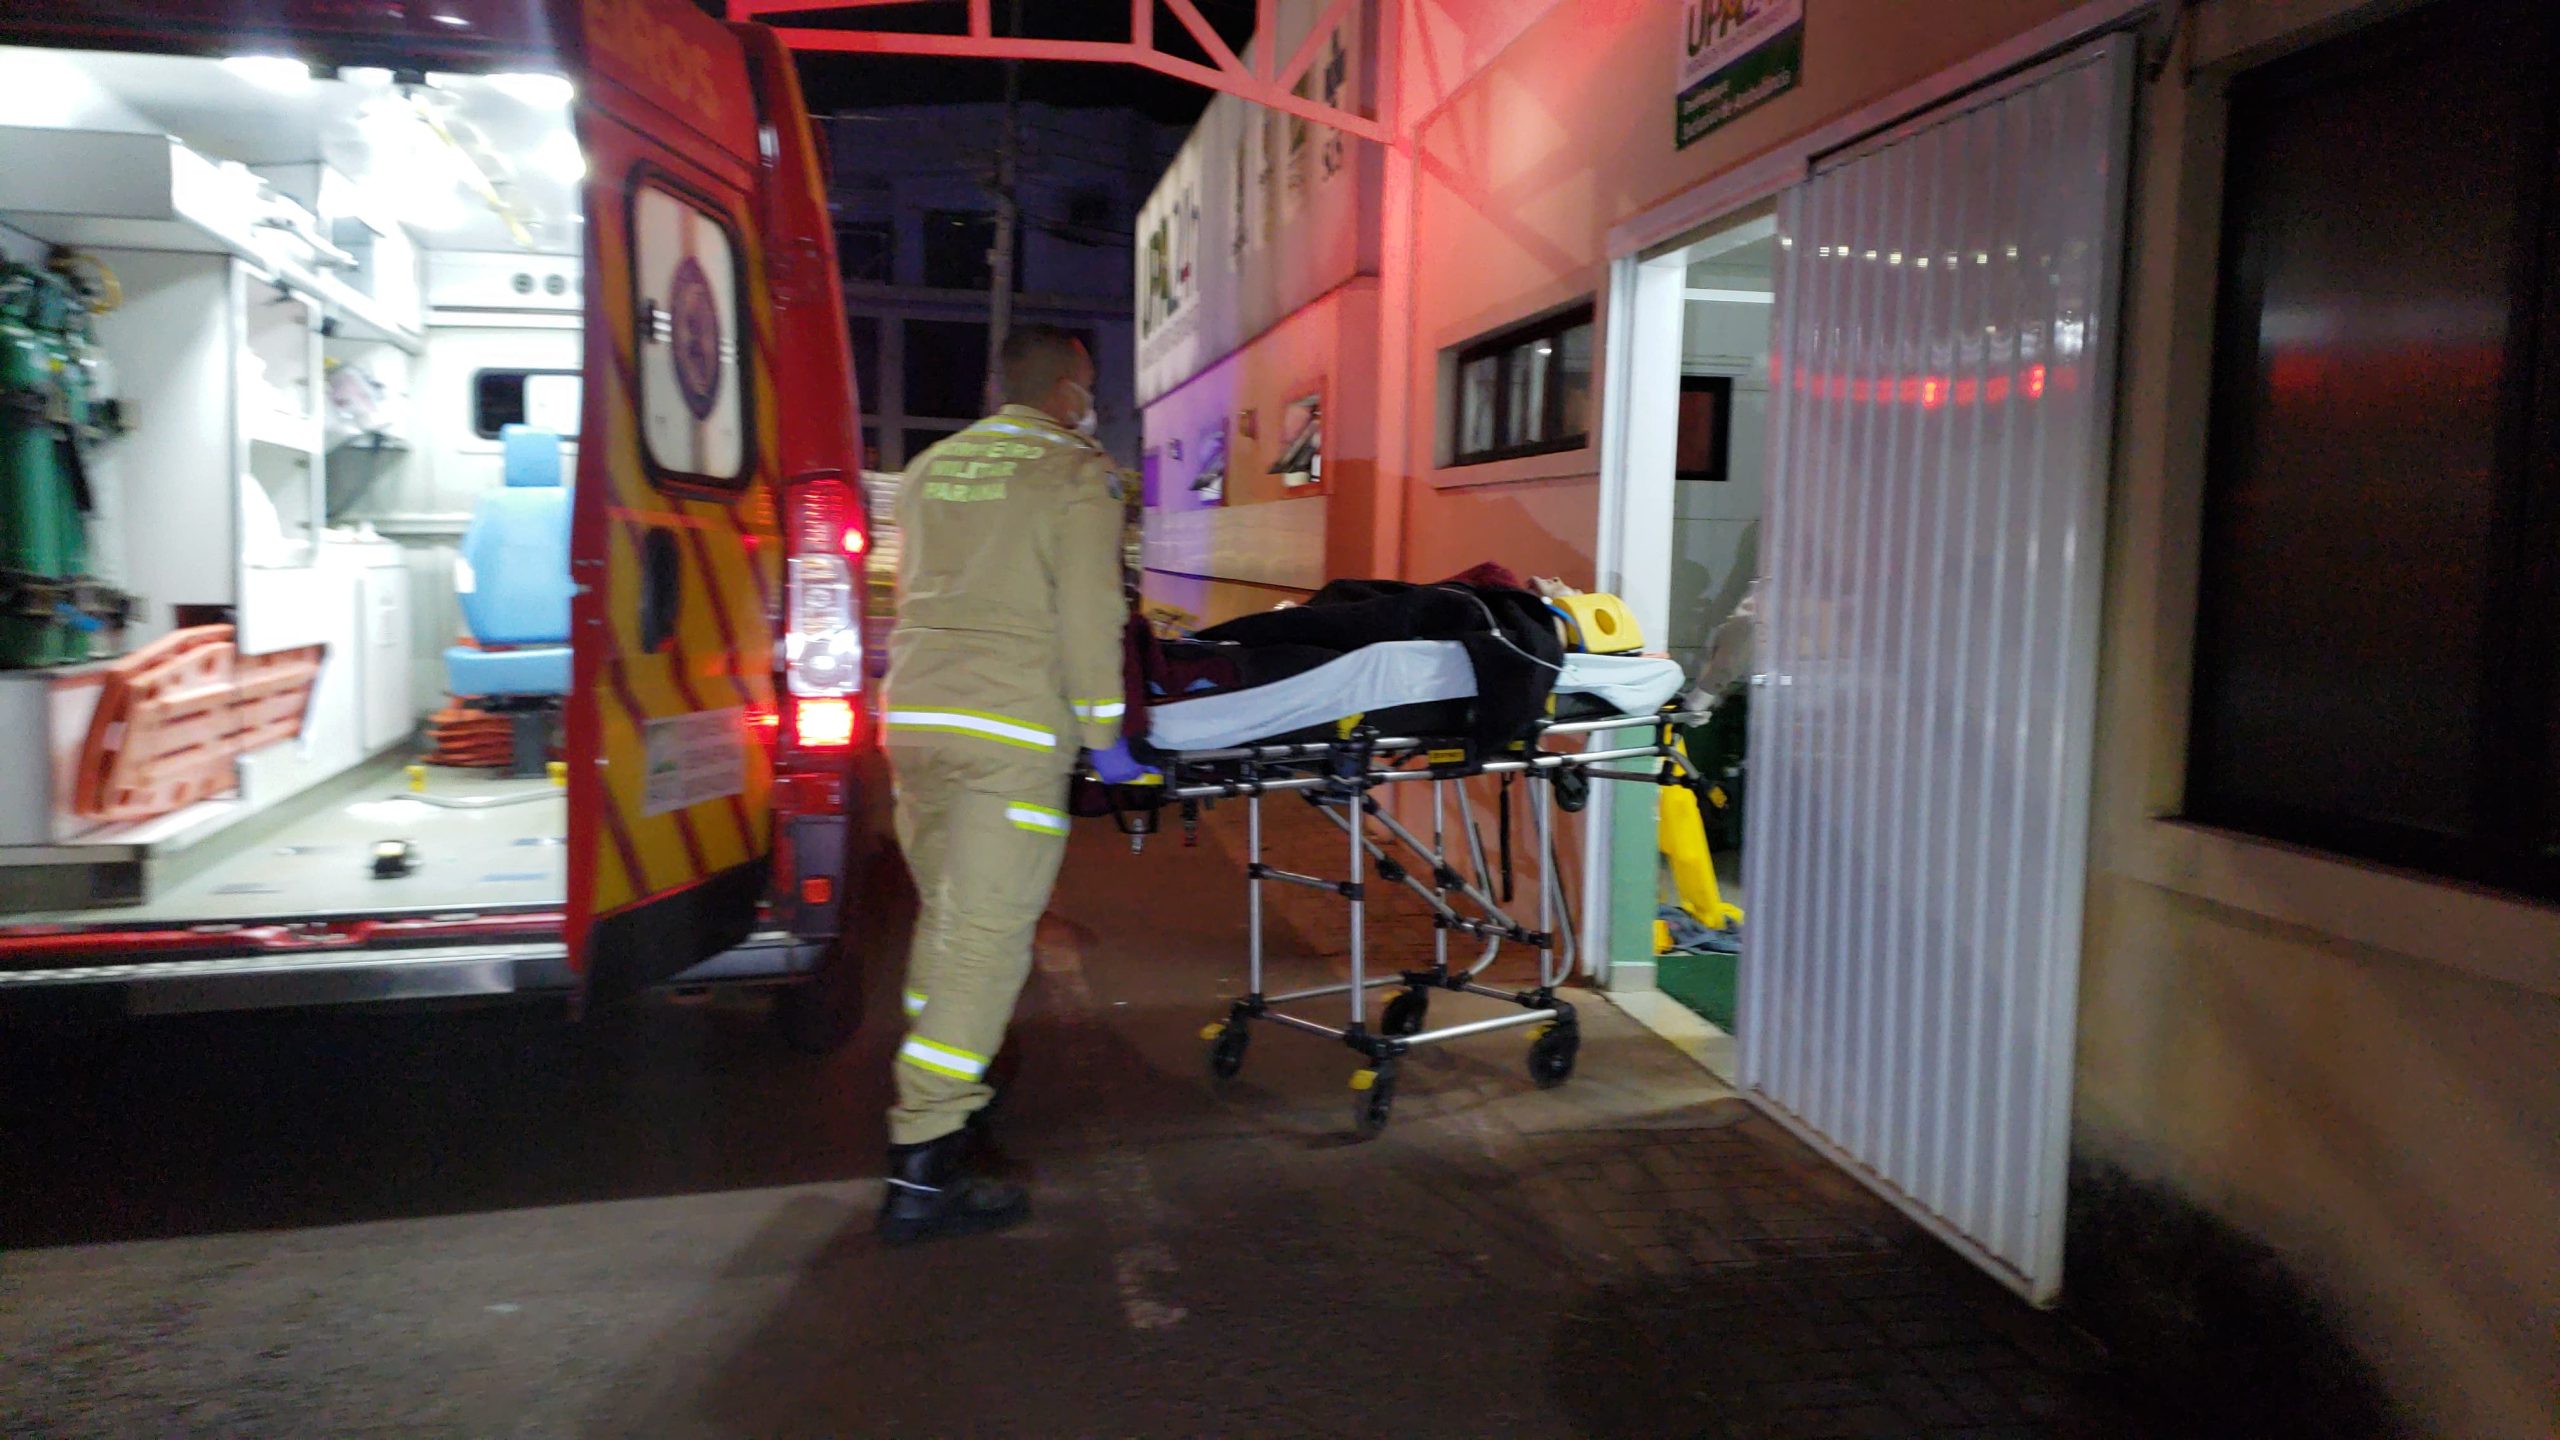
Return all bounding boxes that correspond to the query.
[1144,643,1686,752]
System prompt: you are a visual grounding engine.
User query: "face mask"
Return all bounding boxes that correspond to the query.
[1064,380,1098,438]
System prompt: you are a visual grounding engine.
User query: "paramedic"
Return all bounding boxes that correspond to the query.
[876,325,1146,1246]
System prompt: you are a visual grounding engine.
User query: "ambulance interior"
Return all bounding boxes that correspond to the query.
[0,45,593,927]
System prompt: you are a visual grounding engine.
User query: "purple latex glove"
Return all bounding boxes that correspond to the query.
[1086,739,1156,784]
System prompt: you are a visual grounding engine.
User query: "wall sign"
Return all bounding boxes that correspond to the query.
[1677,0,1803,149]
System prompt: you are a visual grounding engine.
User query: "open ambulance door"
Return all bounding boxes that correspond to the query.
[564,12,784,1008]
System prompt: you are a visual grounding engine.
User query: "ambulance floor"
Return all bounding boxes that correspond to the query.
[27,757,567,926]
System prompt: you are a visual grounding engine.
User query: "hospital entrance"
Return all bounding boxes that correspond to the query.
[1629,212,1773,1046]
[1597,40,2132,1301]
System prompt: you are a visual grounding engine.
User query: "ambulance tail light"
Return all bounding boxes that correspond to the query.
[784,473,864,704]
[792,696,856,750]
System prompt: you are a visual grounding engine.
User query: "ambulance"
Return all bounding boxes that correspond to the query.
[0,0,880,1048]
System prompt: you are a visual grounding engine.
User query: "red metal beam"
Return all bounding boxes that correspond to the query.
[732,0,931,12]
[1273,0,1358,96]
[764,17,1388,144]
[1160,0,1252,81]
[772,28,1137,65]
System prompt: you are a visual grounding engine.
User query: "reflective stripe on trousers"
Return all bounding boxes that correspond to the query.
[885,708,1058,751]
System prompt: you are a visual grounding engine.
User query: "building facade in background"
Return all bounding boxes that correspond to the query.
[826,103,1181,472]
[1139,2,2560,1436]
[1131,1,1378,632]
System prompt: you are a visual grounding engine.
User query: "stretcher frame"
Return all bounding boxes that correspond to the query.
[1143,707,1710,1136]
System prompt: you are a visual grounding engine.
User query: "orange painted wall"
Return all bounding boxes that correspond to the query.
[1393,0,2089,585]
[1139,281,1377,627]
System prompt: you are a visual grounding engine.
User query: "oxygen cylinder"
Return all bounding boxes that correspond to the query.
[1,263,103,667]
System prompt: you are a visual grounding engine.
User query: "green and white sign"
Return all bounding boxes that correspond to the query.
[1677,0,1803,149]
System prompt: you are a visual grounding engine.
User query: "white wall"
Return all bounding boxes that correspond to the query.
[1134,0,1376,405]
[87,248,240,640]
[1668,290,1771,657]
[0,220,43,265]
[0,49,154,133]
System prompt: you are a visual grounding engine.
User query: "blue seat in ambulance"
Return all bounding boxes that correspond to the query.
[444,425,573,697]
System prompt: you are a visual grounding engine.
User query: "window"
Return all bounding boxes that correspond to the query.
[1271,394,1321,490]
[848,314,880,411]
[2186,0,2560,897]
[835,219,893,283]
[1675,376,1732,482]
[631,181,748,486]
[921,209,1023,292]
[902,319,988,420]
[1449,306,1594,465]
[472,369,582,439]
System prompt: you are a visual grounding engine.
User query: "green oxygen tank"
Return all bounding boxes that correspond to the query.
[1,261,113,668]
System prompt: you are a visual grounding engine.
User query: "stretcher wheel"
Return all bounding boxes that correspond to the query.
[1380,989,1429,1037]
[1206,1024,1250,1079]
[1351,1062,1397,1137]
[1528,1022,1580,1089]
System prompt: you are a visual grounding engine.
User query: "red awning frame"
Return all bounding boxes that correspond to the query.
[730,0,1386,144]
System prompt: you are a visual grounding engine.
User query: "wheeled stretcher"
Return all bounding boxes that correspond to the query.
[1107,703,1712,1136]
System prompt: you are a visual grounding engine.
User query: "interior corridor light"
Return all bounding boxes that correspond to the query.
[223,55,314,91]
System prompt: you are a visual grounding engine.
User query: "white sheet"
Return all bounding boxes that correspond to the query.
[1556,652,1688,715]
[1146,641,1690,753]
[1145,640,1476,751]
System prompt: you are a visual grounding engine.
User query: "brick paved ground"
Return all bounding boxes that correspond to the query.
[0,793,2162,1438]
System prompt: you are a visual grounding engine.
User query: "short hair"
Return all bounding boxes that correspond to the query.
[1000,325,1088,407]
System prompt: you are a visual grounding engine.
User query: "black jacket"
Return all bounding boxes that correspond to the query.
[1192,579,1565,747]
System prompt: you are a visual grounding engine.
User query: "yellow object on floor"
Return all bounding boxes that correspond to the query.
[1659,740,1744,945]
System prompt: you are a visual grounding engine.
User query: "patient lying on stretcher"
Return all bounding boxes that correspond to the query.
[1124,573,1689,757]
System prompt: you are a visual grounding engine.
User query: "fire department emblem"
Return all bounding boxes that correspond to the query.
[668,256,722,419]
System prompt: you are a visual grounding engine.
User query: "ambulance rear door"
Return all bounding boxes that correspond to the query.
[565,4,784,1006]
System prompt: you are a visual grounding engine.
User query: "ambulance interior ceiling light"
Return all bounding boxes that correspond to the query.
[484,72,575,108]
[221,54,313,92]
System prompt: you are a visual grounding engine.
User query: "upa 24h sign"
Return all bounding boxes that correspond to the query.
[1678,0,1803,149]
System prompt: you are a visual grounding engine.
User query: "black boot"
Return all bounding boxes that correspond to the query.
[878,1130,1029,1246]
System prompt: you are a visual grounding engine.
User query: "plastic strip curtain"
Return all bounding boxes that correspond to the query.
[1736,39,2134,1302]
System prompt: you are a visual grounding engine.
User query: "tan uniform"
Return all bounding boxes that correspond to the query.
[883,405,1128,1145]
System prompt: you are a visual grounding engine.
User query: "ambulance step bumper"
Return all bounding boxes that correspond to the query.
[0,931,818,1015]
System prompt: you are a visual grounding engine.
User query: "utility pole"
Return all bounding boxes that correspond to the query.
[981,0,1022,414]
